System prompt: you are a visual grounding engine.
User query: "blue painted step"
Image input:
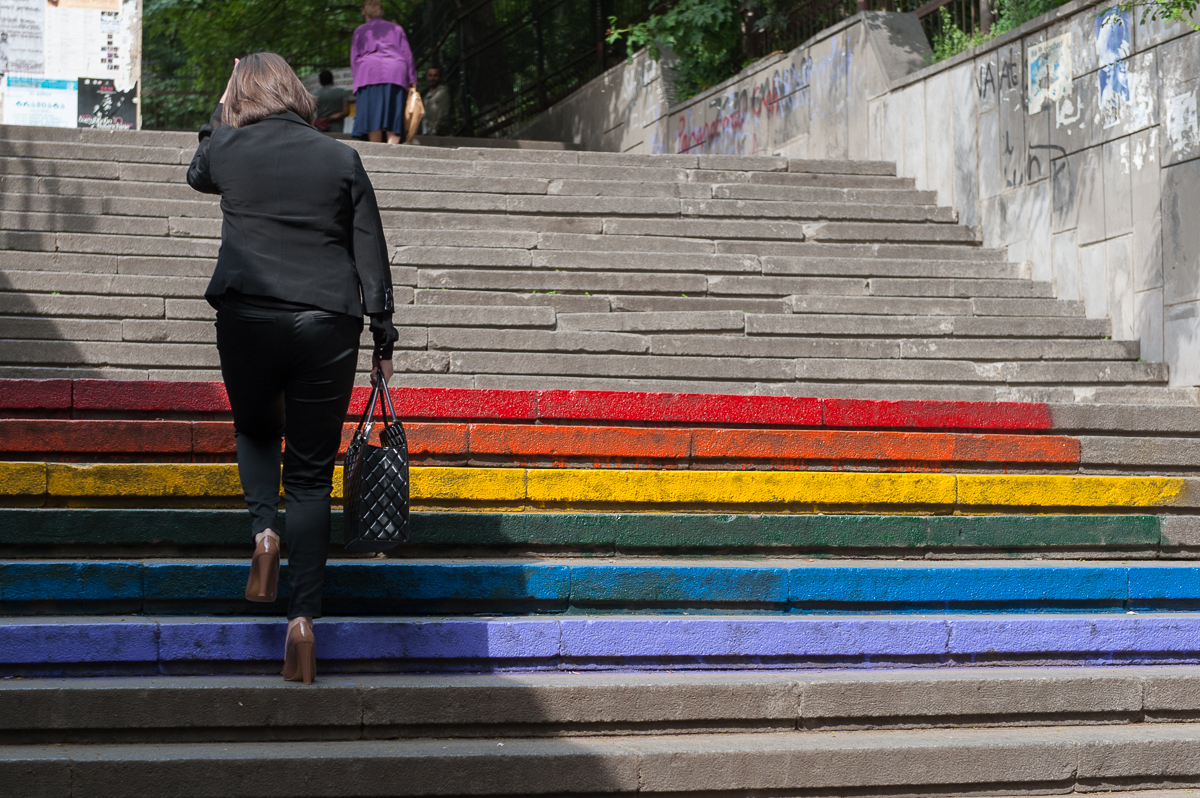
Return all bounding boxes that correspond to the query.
[6,559,1200,615]
[6,614,1200,676]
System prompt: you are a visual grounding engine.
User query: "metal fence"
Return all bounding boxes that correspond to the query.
[141,0,988,135]
[407,0,656,139]
[742,0,989,61]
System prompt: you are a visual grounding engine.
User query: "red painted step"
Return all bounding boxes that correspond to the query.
[0,379,1055,432]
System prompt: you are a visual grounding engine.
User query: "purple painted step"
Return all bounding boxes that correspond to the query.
[6,615,1200,676]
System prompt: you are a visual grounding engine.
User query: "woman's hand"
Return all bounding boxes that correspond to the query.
[219,58,240,104]
[371,355,394,387]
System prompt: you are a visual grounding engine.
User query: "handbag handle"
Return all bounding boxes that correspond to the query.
[354,375,399,438]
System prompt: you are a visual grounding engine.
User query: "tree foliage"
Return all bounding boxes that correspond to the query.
[931,0,1196,63]
[1115,0,1199,27]
[607,0,744,100]
[142,0,421,128]
[929,0,1069,62]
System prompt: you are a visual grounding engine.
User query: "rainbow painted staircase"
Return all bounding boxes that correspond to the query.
[6,377,1200,795]
[6,126,1200,794]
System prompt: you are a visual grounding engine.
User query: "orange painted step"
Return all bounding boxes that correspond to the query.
[0,419,1080,470]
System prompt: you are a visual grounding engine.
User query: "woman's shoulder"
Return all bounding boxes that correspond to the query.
[311,133,363,166]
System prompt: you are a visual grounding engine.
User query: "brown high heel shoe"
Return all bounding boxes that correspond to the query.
[281,619,316,684]
[245,530,280,603]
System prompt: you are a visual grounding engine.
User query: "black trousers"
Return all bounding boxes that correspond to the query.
[216,297,361,619]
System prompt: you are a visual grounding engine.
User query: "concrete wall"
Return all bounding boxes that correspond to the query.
[512,3,1200,386]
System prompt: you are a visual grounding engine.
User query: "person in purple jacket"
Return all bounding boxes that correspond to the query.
[351,0,416,144]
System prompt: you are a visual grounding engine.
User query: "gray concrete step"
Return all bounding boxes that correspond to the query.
[712,183,937,204]
[747,313,1110,338]
[868,277,1054,298]
[558,311,746,333]
[682,199,958,223]
[709,274,1053,299]
[6,716,1200,796]
[649,336,1139,361]
[738,169,917,188]
[808,221,983,243]
[764,257,1021,279]
[372,192,963,221]
[0,124,195,147]
[417,268,710,295]
[788,295,1086,318]
[608,295,792,313]
[717,241,1008,261]
[0,310,1135,363]
[0,666,1192,744]
[466,374,1189,402]
[535,232,717,253]
[0,190,219,219]
[440,351,1167,385]
[0,139,185,164]
[413,289,612,313]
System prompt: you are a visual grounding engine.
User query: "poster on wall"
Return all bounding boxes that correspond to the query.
[1027,34,1072,114]
[0,0,139,128]
[0,0,45,75]
[77,76,131,127]
[4,75,74,125]
[1096,8,1132,129]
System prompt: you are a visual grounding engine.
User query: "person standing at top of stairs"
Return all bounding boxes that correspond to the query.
[351,0,416,145]
[186,52,400,685]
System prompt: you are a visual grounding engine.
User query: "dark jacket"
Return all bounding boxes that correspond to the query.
[187,105,398,357]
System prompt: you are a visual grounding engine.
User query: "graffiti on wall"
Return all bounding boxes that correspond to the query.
[673,56,812,154]
[670,33,854,155]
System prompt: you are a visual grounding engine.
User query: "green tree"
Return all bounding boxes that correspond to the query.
[607,0,744,100]
[1116,0,1198,27]
[143,0,418,127]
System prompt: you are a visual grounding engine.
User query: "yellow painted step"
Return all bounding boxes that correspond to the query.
[2,462,1193,512]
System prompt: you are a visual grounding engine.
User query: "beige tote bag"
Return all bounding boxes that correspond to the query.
[404,89,424,143]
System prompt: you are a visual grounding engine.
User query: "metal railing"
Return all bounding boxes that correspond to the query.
[741,0,990,61]
[405,0,657,138]
[142,0,991,134]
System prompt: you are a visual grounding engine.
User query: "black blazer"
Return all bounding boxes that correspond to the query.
[187,107,394,323]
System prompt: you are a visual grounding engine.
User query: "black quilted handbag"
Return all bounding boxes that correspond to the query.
[343,375,410,552]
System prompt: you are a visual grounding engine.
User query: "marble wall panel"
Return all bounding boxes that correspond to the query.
[1165,300,1200,386]
[1136,287,1164,362]
[1162,156,1200,305]
[1130,126,1164,292]
[1103,135,1134,238]
[1053,229,1082,301]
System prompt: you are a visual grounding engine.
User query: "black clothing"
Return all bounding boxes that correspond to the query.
[188,104,400,359]
[216,295,361,619]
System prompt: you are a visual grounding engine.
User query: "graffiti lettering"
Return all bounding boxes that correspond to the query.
[675,55,814,155]
[999,56,1021,90]
[977,62,996,101]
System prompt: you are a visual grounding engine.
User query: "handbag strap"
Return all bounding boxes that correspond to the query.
[353,375,399,438]
[378,373,400,427]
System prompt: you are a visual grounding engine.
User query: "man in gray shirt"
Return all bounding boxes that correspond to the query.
[312,70,352,132]
[421,67,451,136]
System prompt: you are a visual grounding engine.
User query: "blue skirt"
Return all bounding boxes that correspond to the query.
[353,83,407,137]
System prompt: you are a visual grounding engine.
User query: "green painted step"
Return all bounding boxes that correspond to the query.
[0,509,1163,556]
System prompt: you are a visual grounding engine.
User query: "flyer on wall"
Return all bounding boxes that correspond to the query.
[77,76,133,128]
[0,0,140,128]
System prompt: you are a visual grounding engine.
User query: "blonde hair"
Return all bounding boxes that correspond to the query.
[221,52,317,128]
[362,0,385,19]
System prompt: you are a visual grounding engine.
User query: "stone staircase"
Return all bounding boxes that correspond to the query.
[0,124,1191,404]
[8,124,1200,797]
